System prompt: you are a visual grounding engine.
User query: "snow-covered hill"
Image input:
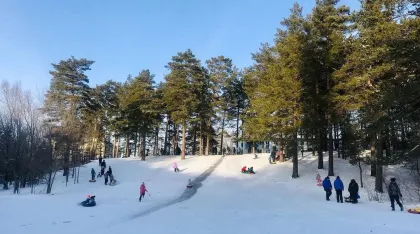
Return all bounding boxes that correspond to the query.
[1,154,419,234]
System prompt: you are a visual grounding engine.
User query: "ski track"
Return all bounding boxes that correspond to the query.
[129,156,225,219]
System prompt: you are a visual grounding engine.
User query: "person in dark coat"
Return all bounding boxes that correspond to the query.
[101,160,106,169]
[104,171,109,185]
[91,168,96,181]
[334,176,344,203]
[388,178,403,211]
[348,179,359,203]
[100,167,105,176]
[98,157,102,167]
[108,166,112,175]
[322,177,332,201]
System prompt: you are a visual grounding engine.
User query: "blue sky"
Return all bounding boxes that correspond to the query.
[0,0,359,93]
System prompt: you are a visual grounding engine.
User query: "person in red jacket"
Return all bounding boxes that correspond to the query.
[241,166,247,173]
[139,182,148,202]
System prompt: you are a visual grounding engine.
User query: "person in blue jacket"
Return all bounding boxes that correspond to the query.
[323,176,332,201]
[334,176,344,203]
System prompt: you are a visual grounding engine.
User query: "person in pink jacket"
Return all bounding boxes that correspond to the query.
[139,182,148,202]
[173,162,180,172]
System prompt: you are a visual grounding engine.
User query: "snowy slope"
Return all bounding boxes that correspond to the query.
[1,154,419,234]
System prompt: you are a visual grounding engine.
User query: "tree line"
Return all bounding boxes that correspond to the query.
[1,0,419,194]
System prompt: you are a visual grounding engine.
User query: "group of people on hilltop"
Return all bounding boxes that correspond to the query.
[322,175,359,203]
[91,157,115,185]
[321,175,404,211]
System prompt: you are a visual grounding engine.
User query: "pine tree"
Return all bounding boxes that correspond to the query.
[164,50,204,159]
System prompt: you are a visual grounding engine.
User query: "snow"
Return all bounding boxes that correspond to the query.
[1,153,419,234]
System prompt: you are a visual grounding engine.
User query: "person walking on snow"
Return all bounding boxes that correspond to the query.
[173,162,180,172]
[322,177,332,201]
[139,182,148,202]
[334,176,344,203]
[388,178,403,211]
[91,168,96,181]
[348,179,359,204]
[107,166,112,175]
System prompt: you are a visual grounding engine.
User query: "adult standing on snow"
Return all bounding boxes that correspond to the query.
[108,166,112,175]
[99,157,102,167]
[388,178,403,211]
[104,171,109,185]
[348,179,359,204]
[101,160,106,169]
[322,177,332,201]
[334,176,344,203]
[91,168,96,181]
[139,182,148,202]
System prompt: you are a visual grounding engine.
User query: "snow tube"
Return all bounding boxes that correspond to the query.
[81,201,96,207]
[407,208,420,214]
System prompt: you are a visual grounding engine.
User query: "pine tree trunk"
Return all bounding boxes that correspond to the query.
[199,125,203,156]
[181,123,186,160]
[173,124,177,155]
[112,136,116,158]
[375,135,383,193]
[164,119,169,155]
[236,106,240,151]
[141,132,147,161]
[116,137,120,158]
[328,119,334,176]
[125,133,129,158]
[317,128,324,169]
[192,122,197,155]
[358,159,364,188]
[279,140,285,162]
[292,130,299,178]
[205,119,210,155]
[220,111,225,154]
[155,127,159,156]
[371,138,377,177]
[134,132,138,158]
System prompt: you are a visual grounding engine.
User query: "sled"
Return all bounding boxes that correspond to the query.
[89,180,96,182]
[109,180,118,186]
[407,208,420,214]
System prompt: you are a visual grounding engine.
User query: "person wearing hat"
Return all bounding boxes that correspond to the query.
[322,176,333,201]
[388,178,403,211]
[348,179,359,203]
[334,176,344,203]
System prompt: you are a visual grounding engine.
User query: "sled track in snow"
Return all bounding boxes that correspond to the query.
[130,156,225,219]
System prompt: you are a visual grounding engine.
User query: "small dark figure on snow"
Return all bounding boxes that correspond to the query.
[107,166,112,175]
[91,168,96,181]
[99,157,103,167]
[101,160,106,169]
[248,167,255,174]
[173,162,180,172]
[348,179,359,204]
[334,176,344,203]
[388,178,403,211]
[139,182,148,202]
[322,177,332,201]
[187,179,193,188]
[104,172,109,185]
[100,167,105,176]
